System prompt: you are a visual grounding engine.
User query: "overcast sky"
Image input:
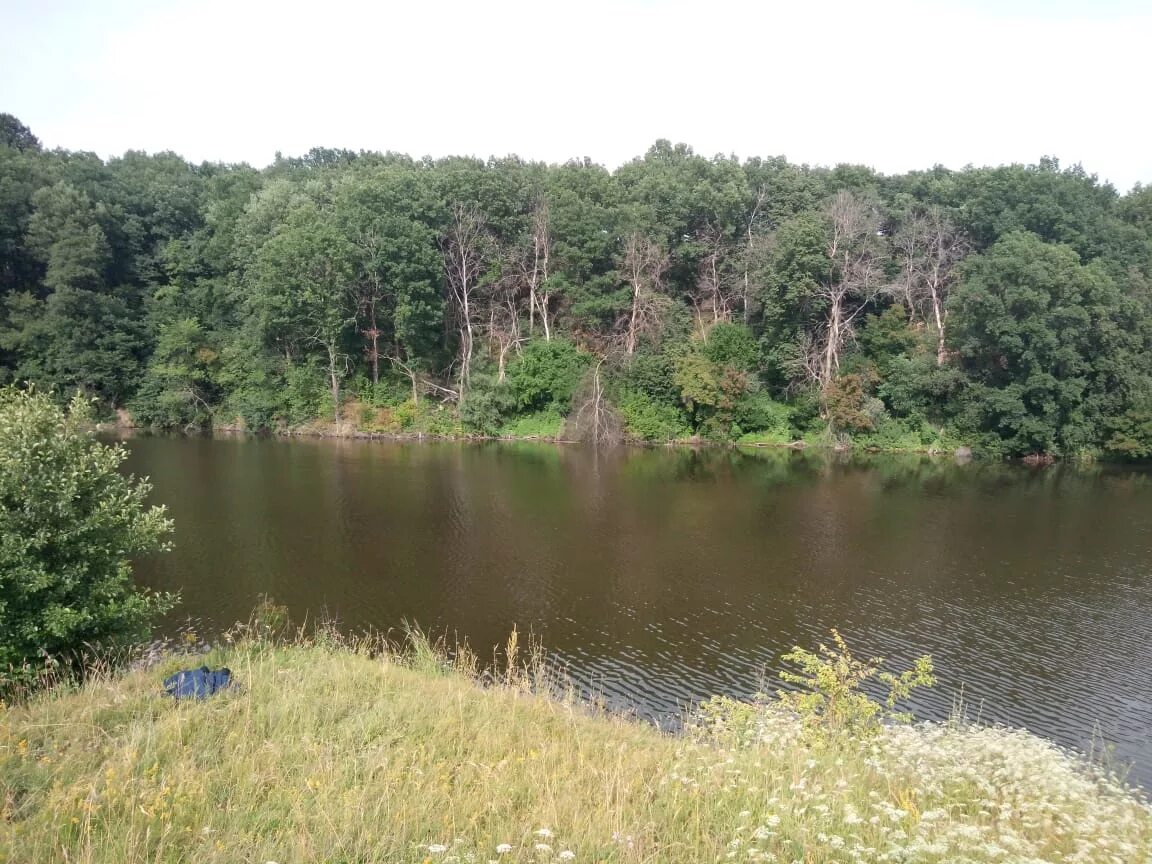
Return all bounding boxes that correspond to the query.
[3,0,1149,190]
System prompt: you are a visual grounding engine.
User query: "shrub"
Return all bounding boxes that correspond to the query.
[701,321,760,371]
[0,388,176,689]
[734,392,794,441]
[505,339,589,414]
[777,629,935,738]
[283,360,329,425]
[617,390,690,441]
[458,374,513,435]
[824,372,881,434]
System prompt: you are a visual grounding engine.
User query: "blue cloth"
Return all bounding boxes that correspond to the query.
[163,666,232,699]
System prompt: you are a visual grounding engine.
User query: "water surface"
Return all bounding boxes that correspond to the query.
[122,436,1152,785]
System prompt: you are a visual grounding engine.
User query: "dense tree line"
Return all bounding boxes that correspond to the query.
[3,113,1151,457]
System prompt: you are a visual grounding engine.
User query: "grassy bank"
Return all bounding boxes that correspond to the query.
[2,634,1149,864]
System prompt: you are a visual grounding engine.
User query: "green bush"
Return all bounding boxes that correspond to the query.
[734,392,794,441]
[283,361,329,425]
[701,322,760,372]
[618,390,691,441]
[0,388,176,688]
[458,374,513,435]
[505,339,589,414]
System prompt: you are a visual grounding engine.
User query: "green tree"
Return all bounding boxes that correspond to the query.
[949,231,1146,455]
[0,113,41,152]
[130,317,219,429]
[0,388,174,685]
[248,201,358,421]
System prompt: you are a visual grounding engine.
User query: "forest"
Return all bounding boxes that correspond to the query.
[2,112,1151,458]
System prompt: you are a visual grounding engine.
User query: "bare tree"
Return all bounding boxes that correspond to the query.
[566,356,623,446]
[440,203,490,399]
[486,275,525,383]
[522,197,553,341]
[741,184,770,319]
[620,233,671,356]
[815,190,885,390]
[891,206,969,364]
[691,223,739,336]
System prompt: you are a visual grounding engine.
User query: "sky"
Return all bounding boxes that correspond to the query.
[2,0,1150,190]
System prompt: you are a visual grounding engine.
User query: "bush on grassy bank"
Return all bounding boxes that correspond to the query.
[0,388,175,693]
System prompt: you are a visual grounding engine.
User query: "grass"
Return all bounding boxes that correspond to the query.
[2,629,1150,864]
[498,410,566,439]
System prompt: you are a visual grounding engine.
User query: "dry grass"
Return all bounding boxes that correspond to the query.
[1,631,1150,864]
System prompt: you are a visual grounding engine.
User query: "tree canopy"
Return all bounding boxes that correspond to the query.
[2,118,1150,457]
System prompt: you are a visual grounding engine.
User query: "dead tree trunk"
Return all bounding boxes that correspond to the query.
[525,197,553,341]
[814,191,883,392]
[693,223,736,337]
[441,203,489,400]
[891,206,968,366]
[621,234,669,356]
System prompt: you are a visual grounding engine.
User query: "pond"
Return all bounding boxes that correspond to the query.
[121,436,1152,786]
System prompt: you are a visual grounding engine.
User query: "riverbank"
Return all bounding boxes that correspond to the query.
[2,634,1148,863]
[109,416,966,458]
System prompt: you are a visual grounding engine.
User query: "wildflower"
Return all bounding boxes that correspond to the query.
[429,845,449,854]
[559,852,575,861]
[534,843,552,853]
[496,844,512,854]
[534,828,554,838]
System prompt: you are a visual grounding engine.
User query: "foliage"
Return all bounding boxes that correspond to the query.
[1104,404,1152,459]
[824,371,883,434]
[673,349,751,438]
[777,629,935,737]
[129,318,218,429]
[733,392,794,442]
[0,388,175,687]
[2,113,1152,455]
[505,339,588,414]
[949,232,1146,456]
[498,409,565,438]
[617,390,690,441]
[458,373,513,435]
[701,321,759,371]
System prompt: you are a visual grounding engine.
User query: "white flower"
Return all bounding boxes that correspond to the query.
[534,843,552,853]
[496,844,512,855]
[429,845,449,854]
[559,852,576,861]
[534,828,554,838]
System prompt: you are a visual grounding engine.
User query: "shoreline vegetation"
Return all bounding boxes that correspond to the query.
[4,114,1152,462]
[104,416,970,458]
[2,623,1149,864]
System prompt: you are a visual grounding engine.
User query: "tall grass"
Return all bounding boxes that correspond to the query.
[1,626,1149,863]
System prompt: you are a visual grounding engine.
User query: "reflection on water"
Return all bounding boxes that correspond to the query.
[121,436,1152,786]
